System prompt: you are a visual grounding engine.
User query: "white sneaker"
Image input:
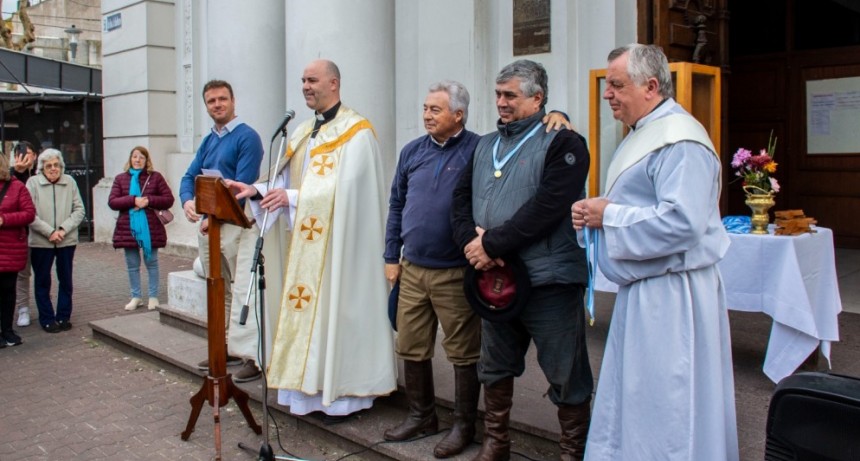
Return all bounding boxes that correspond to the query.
[148,298,159,310]
[16,306,30,327]
[124,297,143,311]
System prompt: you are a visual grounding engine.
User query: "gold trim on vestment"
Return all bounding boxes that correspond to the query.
[267,108,374,392]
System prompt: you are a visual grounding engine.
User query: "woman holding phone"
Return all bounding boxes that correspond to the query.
[10,141,37,327]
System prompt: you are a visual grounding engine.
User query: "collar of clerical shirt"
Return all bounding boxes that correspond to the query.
[311,101,342,138]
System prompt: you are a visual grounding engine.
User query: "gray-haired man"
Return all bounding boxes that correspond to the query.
[451,60,593,460]
[383,80,483,458]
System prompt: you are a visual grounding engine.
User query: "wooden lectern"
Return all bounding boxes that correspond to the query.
[181,176,262,453]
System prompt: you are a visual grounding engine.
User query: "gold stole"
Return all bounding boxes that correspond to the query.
[268,108,375,390]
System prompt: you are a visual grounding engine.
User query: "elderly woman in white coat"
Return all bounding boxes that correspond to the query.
[26,149,85,334]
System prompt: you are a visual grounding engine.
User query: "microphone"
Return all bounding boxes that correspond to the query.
[239,303,250,326]
[270,110,296,142]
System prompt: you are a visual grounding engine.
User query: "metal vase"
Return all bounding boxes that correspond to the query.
[744,190,775,235]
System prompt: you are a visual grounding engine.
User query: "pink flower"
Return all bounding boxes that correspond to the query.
[732,132,779,194]
[749,153,773,168]
[731,148,751,168]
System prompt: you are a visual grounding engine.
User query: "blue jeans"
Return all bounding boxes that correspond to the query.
[31,246,76,326]
[124,247,159,298]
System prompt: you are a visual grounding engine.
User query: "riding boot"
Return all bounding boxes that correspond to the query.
[384,359,439,440]
[472,377,514,461]
[434,363,480,458]
[558,398,591,461]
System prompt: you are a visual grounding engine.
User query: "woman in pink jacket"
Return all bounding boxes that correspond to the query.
[0,152,36,348]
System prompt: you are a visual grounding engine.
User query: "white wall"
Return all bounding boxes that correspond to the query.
[98,0,639,249]
[390,0,637,155]
[569,0,637,194]
[285,0,395,176]
[98,0,177,245]
[394,1,485,159]
[138,0,286,251]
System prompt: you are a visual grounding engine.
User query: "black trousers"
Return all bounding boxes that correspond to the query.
[0,271,19,333]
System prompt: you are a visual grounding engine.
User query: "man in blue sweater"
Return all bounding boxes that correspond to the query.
[179,79,264,382]
[382,81,482,458]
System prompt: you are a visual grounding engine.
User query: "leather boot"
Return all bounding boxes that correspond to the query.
[558,398,591,461]
[384,360,439,440]
[472,377,514,461]
[434,364,480,458]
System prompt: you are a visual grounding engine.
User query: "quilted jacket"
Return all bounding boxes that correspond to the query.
[108,170,175,249]
[0,178,36,272]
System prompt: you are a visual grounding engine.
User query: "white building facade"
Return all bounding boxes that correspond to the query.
[96,0,637,253]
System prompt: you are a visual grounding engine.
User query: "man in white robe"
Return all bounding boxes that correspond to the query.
[226,59,396,422]
[572,44,739,460]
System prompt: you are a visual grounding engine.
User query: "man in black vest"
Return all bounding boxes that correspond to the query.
[451,60,593,461]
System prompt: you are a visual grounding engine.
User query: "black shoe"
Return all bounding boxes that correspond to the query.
[2,330,23,347]
[42,322,61,333]
[322,413,355,426]
[57,320,73,331]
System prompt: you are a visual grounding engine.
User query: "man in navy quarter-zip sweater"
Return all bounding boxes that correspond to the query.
[382,81,482,459]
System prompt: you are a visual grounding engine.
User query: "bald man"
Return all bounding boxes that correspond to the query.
[227,60,396,423]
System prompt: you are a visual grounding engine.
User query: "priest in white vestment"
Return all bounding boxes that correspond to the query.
[226,59,396,421]
[573,44,739,460]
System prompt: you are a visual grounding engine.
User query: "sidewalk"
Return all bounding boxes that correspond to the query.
[2,242,860,460]
[0,243,346,461]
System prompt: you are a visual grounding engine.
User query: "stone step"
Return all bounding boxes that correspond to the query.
[162,268,567,440]
[158,303,207,339]
[167,270,208,318]
[152,299,567,441]
[89,311,562,461]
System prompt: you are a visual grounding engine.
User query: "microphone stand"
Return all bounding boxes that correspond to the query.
[237,124,302,461]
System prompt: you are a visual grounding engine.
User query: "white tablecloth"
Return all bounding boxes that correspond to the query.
[595,226,842,383]
[718,226,841,383]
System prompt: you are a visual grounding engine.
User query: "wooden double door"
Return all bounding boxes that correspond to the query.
[640,0,860,247]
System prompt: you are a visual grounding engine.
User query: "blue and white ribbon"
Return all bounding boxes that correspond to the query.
[583,227,598,326]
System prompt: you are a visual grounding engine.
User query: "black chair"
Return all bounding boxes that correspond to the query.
[765,372,860,460]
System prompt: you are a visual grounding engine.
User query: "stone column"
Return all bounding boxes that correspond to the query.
[168,0,286,250]
[98,0,177,244]
[284,0,395,176]
[198,1,286,151]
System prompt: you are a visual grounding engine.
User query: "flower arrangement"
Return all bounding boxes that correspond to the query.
[731,132,779,194]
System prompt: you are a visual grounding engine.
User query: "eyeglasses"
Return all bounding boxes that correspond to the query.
[44,163,61,169]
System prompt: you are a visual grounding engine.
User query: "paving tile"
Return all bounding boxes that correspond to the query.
[3,242,860,461]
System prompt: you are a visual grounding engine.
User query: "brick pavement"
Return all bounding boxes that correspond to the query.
[0,243,354,461]
[4,243,860,460]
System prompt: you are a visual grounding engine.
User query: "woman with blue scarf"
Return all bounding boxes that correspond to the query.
[108,146,175,311]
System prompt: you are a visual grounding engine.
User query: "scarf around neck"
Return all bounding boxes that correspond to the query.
[128,168,152,259]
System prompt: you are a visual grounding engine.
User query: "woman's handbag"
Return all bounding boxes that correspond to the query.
[139,173,174,225]
[156,209,174,225]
